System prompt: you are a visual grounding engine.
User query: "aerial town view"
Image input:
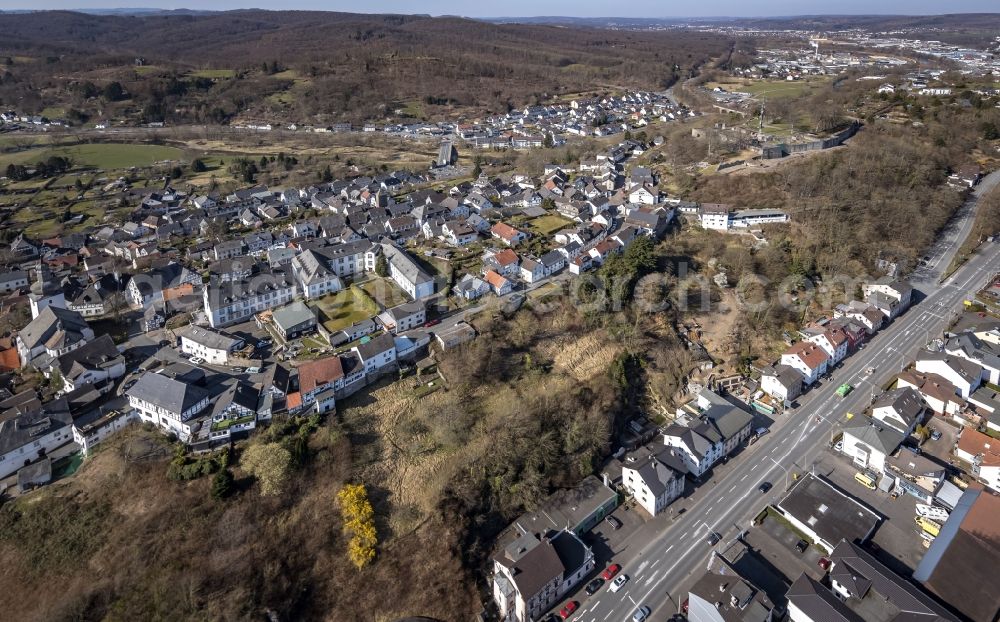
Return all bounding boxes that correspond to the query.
[1,1,1000,621]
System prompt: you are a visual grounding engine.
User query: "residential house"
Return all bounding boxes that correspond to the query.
[351,332,397,375]
[382,243,435,300]
[491,222,529,247]
[774,474,881,554]
[377,301,426,334]
[944,332,1000,385]
[780,341,830,386]
[271,301,317,340]
[699,203,731,230]
[492,528,595,622]
[760,364,803,403]
[621,444,686,516]
[0,397,74,479]
[539,250,566,276]
[954,427,1000,491]
[176,324,244,365]
[871,387,925,436]
[453,273,490,300]
[519,258,545,284]
[126,263,200,310]
[806,327,849,365]
[296,356,344,413]
[126,371,211,441]
[915,352,983,398]
[834,301,884,334]
[862,280,912,319]
[841,416,904,472]
[203,269,296,328]
[51,334,125,395]
[0,270,29,294]
[664,390,753,478]
[484,270,513,296]
[896,370,964,417]
[207,380,267,439]
[16,306,95,368]
[484,248,520,277]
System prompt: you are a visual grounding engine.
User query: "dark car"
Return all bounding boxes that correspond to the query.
[706,532,721,546]
[795,539,808,553]
[585,578,603,595]
[605,515,622,530]
[758,481,772,494]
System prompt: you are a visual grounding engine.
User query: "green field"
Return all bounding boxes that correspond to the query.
[188,68,236,79]
[310,286,379,333]
[527,214,574,236]
[0,143,185,170]
[358,277,409,309]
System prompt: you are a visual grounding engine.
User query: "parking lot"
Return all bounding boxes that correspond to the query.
[811,451,929,574]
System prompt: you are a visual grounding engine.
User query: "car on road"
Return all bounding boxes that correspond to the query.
[930,428,942,441]
[423,319,441,328]
[605,515,622,530]
[706,532,721,546]
[558,601,577,619]
[631,605,651,622]
[190,356,205,365]
[758,481,772,494]
[609,575,628,593]
[584,578,603,595]
[795,539,809,553]
[600,564,621,580]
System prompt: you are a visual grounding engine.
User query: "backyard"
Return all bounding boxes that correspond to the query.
[309,286,379,333]
[526,213,574,236]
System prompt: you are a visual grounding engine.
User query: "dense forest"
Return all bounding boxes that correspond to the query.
[0,10,730,124]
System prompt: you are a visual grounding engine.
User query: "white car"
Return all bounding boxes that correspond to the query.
[631,606,651,622]
[610,574,628,593]
[245,366,262,374]
[189,357,204,365]
[834,440,843,453]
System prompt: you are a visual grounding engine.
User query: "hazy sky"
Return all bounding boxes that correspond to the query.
[3,0,999,17]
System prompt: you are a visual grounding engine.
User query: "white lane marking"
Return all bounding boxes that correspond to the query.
[651,558,661,567]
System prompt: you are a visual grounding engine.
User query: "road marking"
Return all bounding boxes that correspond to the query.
[740,473,749,482]
[665,544,674,554]
[651,558,661,567]
[728,484,737,493]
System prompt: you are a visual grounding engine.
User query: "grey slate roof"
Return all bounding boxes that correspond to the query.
[126,372,209,417]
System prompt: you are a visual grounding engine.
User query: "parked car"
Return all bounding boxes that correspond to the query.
[605,515,622,530]
[610,575,628,593]
[246,366,262,374]
[559,601,577,619]
[758,481,772,494]
[631,606,651,622]
[423,318,441,328]
[930,428,942,441]
[795,539,808,553]
[818,557,831,570]
[706,532,721,545]
[834,440,844,452]
[584,578,603,595]
[755,427,769,437]
[600,564,621,580]
[232,367,246,374]
[190,356,205,365]
[257,338,272,348]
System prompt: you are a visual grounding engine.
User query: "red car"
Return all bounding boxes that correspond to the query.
[601,563,621,581]
[559,601,578,619]
[818,557,832,570]
[423,319,441,328]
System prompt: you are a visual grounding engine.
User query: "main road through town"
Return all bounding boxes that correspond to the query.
[572,214,1000,619]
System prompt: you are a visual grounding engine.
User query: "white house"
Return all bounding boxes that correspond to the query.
[780,341,830,386]
[0,397,75,479]
[519,258,545,284]
[51,334,125,394]
[351,332,397,375]
[841,417,904,473]
[760,364,803,403]
[806,327,849,366]
[126,371,211,441]
[871,387,924,436]
[382,243,435,300]
[376,301,426,334]
[16,306,95,368]
[621,445,685,516]
[915,352,983,399]
[176,324,244,366]
[955,427,1000,492]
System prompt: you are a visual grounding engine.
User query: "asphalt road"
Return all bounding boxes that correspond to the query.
[570,251,1000,619]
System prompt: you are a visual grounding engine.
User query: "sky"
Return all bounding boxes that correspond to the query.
[2,0,999,17]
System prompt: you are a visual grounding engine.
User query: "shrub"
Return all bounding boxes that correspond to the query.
[337,483,377,569]
[241,442,291,497]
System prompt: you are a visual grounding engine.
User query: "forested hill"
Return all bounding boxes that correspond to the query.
[0,10,730,124]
